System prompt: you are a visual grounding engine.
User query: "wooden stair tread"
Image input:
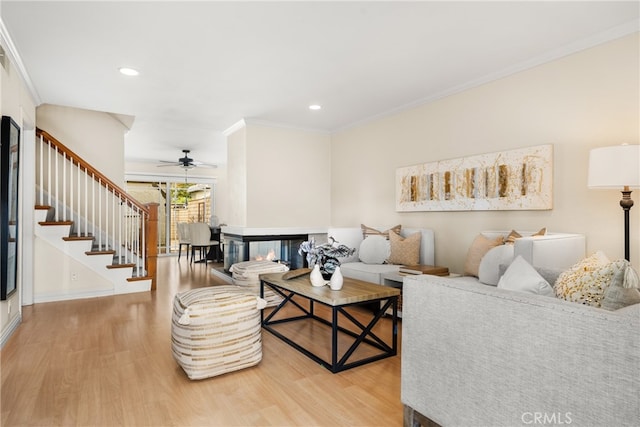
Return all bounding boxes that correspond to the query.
[39,221,73,226]
[64,236,94,241]
[127,276,152,282]
[85,250,116,255]
[35,205,52,210]
[107,263,136,269]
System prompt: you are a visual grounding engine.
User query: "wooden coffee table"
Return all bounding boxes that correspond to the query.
[259,272,401,373]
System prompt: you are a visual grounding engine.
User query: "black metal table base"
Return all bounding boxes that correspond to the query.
[260,280,398,373]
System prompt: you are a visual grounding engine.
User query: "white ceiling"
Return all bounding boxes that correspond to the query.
[1,1,638,166]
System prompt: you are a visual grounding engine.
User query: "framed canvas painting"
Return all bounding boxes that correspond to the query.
[396,144,553,212]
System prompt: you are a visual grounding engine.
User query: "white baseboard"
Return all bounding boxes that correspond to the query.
[115,280,152,294]
[34,289,113,303]
[1,313,22,349]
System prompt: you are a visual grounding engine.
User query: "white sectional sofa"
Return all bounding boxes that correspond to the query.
[400,231,640,426]
[324,227,435,285]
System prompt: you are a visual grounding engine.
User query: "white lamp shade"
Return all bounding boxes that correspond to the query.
[588,144,640,189]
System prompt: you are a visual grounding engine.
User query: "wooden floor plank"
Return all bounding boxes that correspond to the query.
[1,256,403,426]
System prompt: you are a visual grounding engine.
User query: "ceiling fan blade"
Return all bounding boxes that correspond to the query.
[191,160,217,168]
[155,150,216,169]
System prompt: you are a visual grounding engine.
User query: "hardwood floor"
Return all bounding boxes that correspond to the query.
[1,257,403,426]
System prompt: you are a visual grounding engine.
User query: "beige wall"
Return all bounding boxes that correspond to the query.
[331,33,640,273]
[226,122,332,228]
[226,125,247,226]
[0,36,37,345]
[36,104,129,188]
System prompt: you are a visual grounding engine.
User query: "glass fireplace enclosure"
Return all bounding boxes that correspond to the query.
[223,233,306,272]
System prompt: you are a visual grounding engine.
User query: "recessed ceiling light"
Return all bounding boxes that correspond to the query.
[309,104,322,110]
[119,67,140,76]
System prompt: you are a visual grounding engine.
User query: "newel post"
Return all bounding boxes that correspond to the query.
[145,203,159,290]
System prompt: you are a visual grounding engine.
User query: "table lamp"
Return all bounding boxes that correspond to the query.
[588,144,640,261]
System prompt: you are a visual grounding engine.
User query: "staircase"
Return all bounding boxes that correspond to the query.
[33,129,157,301]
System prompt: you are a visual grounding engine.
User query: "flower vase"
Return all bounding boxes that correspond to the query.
[310,264,326,287]
[329,266,344,290]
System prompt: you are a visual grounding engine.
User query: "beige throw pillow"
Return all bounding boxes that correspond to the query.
[464,234,504,277]
[504,230,522,244]
[503,228,546,244]
[387,230,421,265]
[361,224,401,240]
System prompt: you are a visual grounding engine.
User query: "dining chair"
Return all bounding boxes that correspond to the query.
[189,222,219,264]
[177,222,191,261]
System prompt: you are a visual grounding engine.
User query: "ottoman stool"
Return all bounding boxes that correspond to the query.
[171,285,267,380]
[230,260,289,307]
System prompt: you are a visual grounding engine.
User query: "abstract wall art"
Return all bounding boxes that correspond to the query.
[396,144,553,211]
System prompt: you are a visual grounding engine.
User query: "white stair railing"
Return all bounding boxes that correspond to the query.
[35,129,153,277]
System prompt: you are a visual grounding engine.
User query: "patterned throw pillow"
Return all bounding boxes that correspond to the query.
[554,251,626,308]
[361,224,401,240]
[387,230,421,265]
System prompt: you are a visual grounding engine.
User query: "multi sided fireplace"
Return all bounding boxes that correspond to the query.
[221,227,325,272]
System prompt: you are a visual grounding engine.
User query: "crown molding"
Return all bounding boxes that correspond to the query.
[222,119,247,137]
[335,20,640,135]
[243,118,331,135]
[0,16,42,106]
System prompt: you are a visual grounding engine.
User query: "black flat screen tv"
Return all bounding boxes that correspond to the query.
[1,115,20,300]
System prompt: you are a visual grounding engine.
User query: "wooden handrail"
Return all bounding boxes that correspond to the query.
[36,128,149,214]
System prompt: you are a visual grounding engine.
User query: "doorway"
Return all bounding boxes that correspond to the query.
[125,178,215,255]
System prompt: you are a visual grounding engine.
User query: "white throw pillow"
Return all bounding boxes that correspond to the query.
[497,255,554,296]
[359,235,390,264]
[478,244,515,286]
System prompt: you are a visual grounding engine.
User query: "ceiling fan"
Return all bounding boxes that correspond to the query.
[157,149,217,170]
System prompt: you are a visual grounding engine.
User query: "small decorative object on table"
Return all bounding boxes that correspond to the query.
[329,266,344,290]
[299,237,356,280]
[310,264,326,287]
